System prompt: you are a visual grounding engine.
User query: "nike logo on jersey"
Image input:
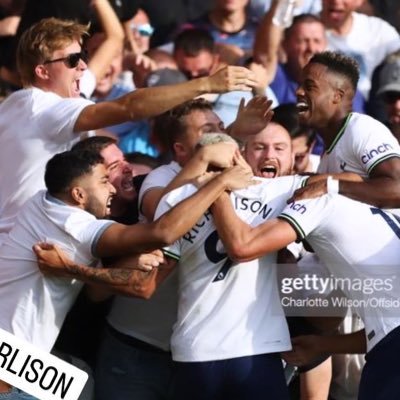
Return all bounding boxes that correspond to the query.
[340,161,347,171]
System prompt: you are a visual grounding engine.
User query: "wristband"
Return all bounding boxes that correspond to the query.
[327,176,339,194]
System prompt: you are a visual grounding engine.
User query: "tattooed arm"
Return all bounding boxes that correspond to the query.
[33,243,175,299]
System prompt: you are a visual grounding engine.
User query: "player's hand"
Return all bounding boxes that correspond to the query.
[113,250,165,272]
[193,172,220,188]
[33,242,73,277]
[228,96,274,139]
[220,164,258,191]
[282,335,326,366]
[206,65,258,93]
[287,180,327,203]
[201,141,239,169]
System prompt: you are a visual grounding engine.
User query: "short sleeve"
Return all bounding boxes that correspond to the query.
[278,195,332,241]
[353,121,400,174]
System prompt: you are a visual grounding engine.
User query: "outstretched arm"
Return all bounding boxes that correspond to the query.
[74,66,258,131]
[140,142,239,221]
[33,243,176,299]
[97,164,256,256]
[211,192,296,262]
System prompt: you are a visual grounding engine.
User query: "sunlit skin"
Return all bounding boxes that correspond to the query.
[321,0,364,33]
[130,9,152,53]
[38,40,87,98]
[214,0,249,13]
[100,144,135,209]
[284,21,327,83]
[77,163,116,218]
[244,122,294,178]
[291,135,315,173]
[174,49,219,80]
[296,62,346,131]
[174,109,225,165]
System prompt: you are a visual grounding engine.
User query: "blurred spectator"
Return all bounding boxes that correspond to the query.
[173,28,278,126]
[321,0,400,99]
[123,8,153,54]
[0,0,25,98]
[368,0,400,33]
[272,103,320,173]
[248,0,321,21]
[182,0,258,64]
[255,12,366,113]
[376,51,400,141]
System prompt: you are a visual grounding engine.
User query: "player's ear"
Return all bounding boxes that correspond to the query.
[333,88,344,104]
[71,186,86,205]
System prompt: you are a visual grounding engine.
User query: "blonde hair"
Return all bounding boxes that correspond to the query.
[17,17,89,86]
[197,132,238,147]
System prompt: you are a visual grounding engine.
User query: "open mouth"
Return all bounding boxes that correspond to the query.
[73,78,80,96]
[260,165,277,178]
[296,100,309,114]
[121,179,134,192]
[106,196,113,211]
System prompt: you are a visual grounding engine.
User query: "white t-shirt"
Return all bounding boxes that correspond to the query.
[0,88,93,242]
[107,160,182,350]
[138,161,182,223]
[279,193,400,352]
[155,176,307,362]
[326,12,400,99]
[317,112,400,177]
[0,191,114,352]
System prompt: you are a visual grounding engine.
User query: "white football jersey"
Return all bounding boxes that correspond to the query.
[280,194,400,352]
[317,113,400,177]
[155,175,307,362]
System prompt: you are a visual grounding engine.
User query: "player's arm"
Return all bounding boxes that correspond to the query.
[97,165,255,256]
[292,158,400,208]
[141,142,239,221]
[74,66,258,132]
[87,0,125,82]
[283,330,367,367]
[338,158,400,208]
[211,192,296,262]
[33,243,176,299]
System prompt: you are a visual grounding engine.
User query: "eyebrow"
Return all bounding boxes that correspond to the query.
[106,160,120,169]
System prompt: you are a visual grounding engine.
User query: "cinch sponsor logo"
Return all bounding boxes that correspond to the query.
[361,143,393,164]
[289,201,307,214]
[0,328,87,400]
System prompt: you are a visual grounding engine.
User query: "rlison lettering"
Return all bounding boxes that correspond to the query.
[0,341,74,399]
[233,197,273,219]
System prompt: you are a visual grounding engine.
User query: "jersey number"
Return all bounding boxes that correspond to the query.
[370,207,400,238]
[204,230,234,282]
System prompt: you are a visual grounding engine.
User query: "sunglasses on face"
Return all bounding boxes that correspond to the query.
[44,50,89,69]
[130,23,154,37]
[383,91,400,104]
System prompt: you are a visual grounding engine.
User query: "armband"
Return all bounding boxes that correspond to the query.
[327,176,339,194]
